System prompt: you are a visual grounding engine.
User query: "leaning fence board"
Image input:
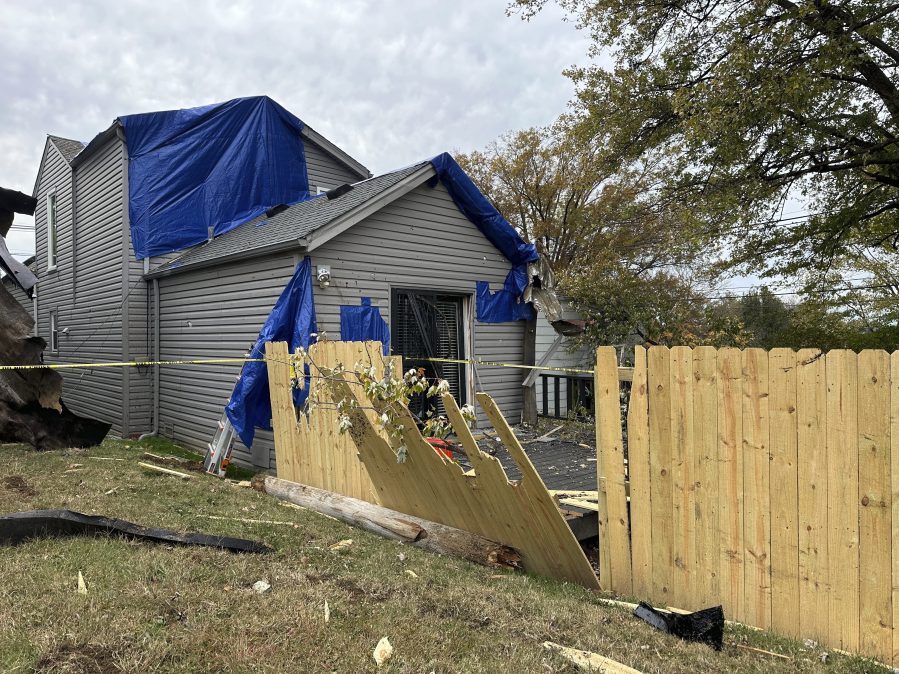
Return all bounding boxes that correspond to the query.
[265,341,599,590]
[648,346,674,603]
[595,346,632,594]
[857,350,891,660]
[628,346,652,599]
[826,349,860,651]
[796,349,829,643]
[717,348,745,623]
[769,348,799,637]
[692,346,719,609]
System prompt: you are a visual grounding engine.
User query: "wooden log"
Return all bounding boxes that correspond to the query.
[264,476,521,569]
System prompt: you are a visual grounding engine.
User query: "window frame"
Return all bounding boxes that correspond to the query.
[49,310,58,353]
[46,191,58,271]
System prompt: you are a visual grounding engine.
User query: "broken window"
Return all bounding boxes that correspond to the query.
[391,290,467,421]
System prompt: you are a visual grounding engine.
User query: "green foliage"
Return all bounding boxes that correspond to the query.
[509,0,899,282]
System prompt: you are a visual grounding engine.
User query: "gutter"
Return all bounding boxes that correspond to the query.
[144,238,308,280]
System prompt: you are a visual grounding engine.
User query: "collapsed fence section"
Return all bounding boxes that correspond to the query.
[265,340,600,589]
[595,345,899,664]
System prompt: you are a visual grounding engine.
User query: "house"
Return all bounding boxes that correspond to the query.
[30,97,536,470]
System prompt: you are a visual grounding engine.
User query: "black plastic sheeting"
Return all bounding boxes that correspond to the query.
[634,601,724,650]
[0,510,272,553]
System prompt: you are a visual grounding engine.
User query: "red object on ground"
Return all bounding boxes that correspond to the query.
[425,437,453,460]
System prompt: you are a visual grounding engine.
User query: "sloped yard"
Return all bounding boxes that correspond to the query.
[0,438,887,673]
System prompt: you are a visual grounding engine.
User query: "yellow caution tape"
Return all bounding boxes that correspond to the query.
[0,357,264,371]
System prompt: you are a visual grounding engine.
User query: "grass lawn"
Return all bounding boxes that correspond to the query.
[0,438,889,673]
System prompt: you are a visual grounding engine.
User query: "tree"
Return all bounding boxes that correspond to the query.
[458,118,728,351]
[509,1,899,282]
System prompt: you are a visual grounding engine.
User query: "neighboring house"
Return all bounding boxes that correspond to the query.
[1,255,36,322]
[31,97,531,470]
[533,303,593,419]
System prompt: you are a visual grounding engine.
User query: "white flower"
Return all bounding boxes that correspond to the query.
[338,414,352,433]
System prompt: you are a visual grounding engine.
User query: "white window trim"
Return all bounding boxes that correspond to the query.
[49,310,58,353]
[46,190,58,272]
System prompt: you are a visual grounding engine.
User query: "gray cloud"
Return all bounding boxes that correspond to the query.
[1,1,591,256]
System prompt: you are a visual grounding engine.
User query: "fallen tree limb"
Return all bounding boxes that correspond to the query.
[264,476,521,569]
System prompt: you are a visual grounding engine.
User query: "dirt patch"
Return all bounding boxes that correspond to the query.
[34,643,118,673]
[333,577,389,602]
[2,474,36,497]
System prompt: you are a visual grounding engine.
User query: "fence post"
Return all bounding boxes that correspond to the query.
[595,346,633,594]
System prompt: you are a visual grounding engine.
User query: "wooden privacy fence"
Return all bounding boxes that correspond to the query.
[265,340,600,589]
[595,345,899,664]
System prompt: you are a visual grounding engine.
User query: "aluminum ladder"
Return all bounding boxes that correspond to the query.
[204,413,235,476]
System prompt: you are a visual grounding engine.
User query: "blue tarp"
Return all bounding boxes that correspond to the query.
[429,152,539,323]
[340,297,390,354]
[120,96,310,259]
[225,257,317,448]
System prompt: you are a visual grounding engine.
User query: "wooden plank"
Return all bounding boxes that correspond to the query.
[717,348,744,622]
[857,350,891,660]
[647,346,673,603]
[266,341,299,481]
[891,352,899,666]
[669,345,695,609]
[742,348,771,630]
[796,349,829,643]
[769,348,799,637]
[692,346,719,608]
[595,346,633,594]
[628,345,652,599]
[826,349,859,651]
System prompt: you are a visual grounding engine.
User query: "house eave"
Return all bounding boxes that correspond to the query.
[144,238,309,280]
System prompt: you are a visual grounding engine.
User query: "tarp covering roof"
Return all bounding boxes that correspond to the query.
[120,96,310,259]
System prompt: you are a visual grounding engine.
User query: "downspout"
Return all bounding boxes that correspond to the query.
[138,273,160,441]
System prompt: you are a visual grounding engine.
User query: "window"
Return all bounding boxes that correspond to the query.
[49,311,58,353]
[46,192,57,270]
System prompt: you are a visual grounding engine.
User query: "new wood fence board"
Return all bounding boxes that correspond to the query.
[648,346,674,603]
[670,346,696,609]
[717,348,745,623]
[769,348,800,637]
[857,349,891,660]
[628,346,653,598]
[826,349,860,651]
[796,349,829,643]
[595,346,633,594]
[693,346,719,609]
[742,348,772,630]
[891,352,899,664]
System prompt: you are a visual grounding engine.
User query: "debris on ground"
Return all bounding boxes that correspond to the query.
[373,636,393,667]
[0,509,273,553]
[329,539,354,553]
[138,461,193,480]
[252,580,271,594]
[404,569,419,579]
[634,602,724,650]
[542,641,642,673]
[324,600,330,623]
[77,571,87,595]
[141,452,205,472]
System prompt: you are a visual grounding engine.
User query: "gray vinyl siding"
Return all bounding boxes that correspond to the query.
[155,179,525,471]
[304,139,365,192]
[58,136,127,435]
[156,253,298,467]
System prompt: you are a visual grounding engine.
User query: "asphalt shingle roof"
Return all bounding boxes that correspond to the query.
[48,135,85,164]
[152,161,431,273]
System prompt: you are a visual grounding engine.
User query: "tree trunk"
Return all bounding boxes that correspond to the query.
[521,317,538,425]
[264,476,521,569]
[0,283,110,450]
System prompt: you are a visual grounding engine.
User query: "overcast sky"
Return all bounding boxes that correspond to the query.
[1,0,592,259]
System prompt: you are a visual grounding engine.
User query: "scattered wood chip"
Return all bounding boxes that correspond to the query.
[373,636,393,667]
[87,457,126,461]
[542,642,642,673]
[104,487,119,496]
[202,514,298,527]
[522,424,564,445]
[329,539,353,553]
[77,571,88,595]
[138,462,192,480]
[324,600,330,623]
[252,580,271,594]
[732,643,792,661]
[404,569,419,579]
[67,463,84,469]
